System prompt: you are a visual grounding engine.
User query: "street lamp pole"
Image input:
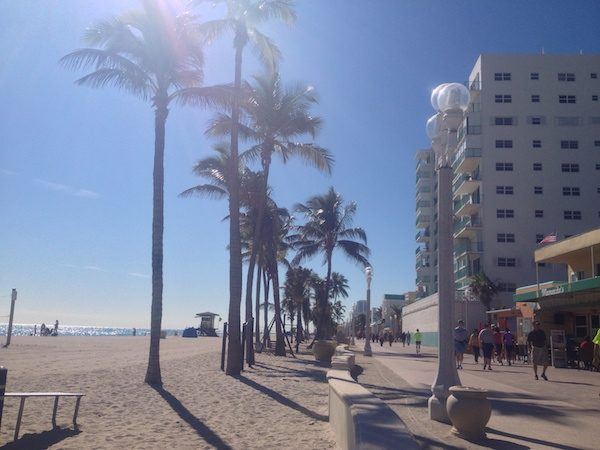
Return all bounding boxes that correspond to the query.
[426,83,470,423]
[364,266,373,356]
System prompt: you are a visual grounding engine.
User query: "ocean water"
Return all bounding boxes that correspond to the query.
[0,323,184,337]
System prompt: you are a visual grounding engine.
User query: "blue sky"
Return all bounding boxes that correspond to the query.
[1,0,599,329]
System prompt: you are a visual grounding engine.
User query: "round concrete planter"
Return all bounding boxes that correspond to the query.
[313,340,336,364]
[446,386,491,441]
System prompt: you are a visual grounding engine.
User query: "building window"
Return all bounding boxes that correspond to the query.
[596,163,600,170]
[528,116,544,125]
[593,95,599,101]
[560,140,579,149]
[591,73,598,79]
[495,116,514,126]
[595,140,600,147]
[534,186,543,194]
[558,73,576,81]
[531,94,540,103]
[564,210,582,220]
[530,73,539,80]
[532,140,542,148]
[496,162,514,171]
[556,116,582,126]
[496,209,515,218]
[497,257,516,267]
[597,187,600,194]
[591,117,600,125]
[495,140,513,148]
[495,94,512,103]
[496,186,514,195]
[536,234,544,243]
[559,95,577,104]
[497,233,515,243]
[533,163,542,171]
[535,210,544,218]
[561,163,580,172]
[495,72,511,81]
[498,282,517,293]
[563,187,581,196]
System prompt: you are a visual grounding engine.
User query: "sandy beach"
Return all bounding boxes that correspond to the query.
[0,336,335,449]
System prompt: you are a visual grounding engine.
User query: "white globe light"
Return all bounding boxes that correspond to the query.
[426,114,441,140]
[430,83,449,111]
[437,83,470,113]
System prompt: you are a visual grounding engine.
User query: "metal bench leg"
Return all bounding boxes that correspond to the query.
[52,396,59,428]
[14,397,26,441]
[73,396,82,429]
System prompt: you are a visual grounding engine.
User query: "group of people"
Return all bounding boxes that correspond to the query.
[454,320,550,380]
[32,320,59,336]
[368,329,424,354]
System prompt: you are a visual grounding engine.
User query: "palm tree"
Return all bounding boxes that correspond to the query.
[468,272,498,312]
[284,266,312,343]
[390,305,403,335]
[290,187,370,339]
[195,0,296,376]
[61,2,216,385]
[354,313,366,338]
[207,72,333,363]
[330,272,349,301]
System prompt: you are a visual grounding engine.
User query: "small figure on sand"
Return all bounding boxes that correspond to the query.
[53,320,59,336]
[40,323,47,336]
[133,328,137,336]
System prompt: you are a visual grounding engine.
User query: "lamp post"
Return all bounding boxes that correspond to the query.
[426,83,470,423]
[364,266,373,356]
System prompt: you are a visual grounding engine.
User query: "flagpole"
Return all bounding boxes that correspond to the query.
[535,263,540,300]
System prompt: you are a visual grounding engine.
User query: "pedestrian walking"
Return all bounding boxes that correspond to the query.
[468,329,480,364]
[493,326,504,365]
[379,332,385,347]
[503,328,515,366]
[453,320,468,369]
[479,323,494,370]
[414,329,422,355]
[401,332,406,347]
[527,321,549,380]
[388,331,393,347]
[406,331,411,346]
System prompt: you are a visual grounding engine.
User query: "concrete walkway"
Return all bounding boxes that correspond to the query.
[353,340,599,450]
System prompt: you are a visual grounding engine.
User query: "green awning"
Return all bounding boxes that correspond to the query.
[514,276,600,302]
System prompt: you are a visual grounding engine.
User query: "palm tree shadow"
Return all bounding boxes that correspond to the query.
[237,375,328,422]
[0,427,80,450]
[151,385,232,450]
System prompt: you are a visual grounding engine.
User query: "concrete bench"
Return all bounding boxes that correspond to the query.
[327,370,418,450]
[2,392,84,441]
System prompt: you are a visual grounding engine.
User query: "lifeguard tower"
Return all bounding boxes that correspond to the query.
[195,312,220,336]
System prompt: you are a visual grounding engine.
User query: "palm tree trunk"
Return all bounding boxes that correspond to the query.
[255,263,261,349]
[263,269,270,346]
[244,160,270,364]
[225,40,244,376]
[270,258,286,356]
[315,251,333,340]
[145,101,169,386]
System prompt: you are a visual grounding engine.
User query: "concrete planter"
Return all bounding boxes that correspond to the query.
[313,340,336,364]
[446,386,491,441]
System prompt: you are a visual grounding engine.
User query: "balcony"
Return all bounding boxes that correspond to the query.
[453,216,482,239]
[415,246,430,258]
[416,275,432,284]
[454,265,473,281]
[454,241,484,258]
[452,147,482,173]
[415,213,431,228]
[415,170,433,188]
[454,195,481,217]
[452,174,481,197]
[415,158,433,170]
[416,186,432,202]
[415,260,432,272]
[415,230,430,242]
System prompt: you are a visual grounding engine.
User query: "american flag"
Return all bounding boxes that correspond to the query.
[539,234,557,245]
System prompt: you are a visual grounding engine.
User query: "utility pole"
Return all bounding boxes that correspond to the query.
[5,289,17,347]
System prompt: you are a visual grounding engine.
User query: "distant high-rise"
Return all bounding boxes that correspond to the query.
[416,53,600,308]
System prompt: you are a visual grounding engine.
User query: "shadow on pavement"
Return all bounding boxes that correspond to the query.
[487,427,582,450]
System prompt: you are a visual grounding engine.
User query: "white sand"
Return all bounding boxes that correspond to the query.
[0,336,335,449]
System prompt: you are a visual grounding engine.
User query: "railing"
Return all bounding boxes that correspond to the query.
[415,214,431,226]
[454,241,484,255]
[416,185,431,194]
[454,266,473,280]
[454,195,480,212]
[452,147,482,169]
[415,246,430,255]
[453,217,482,234]
[456,125,482,142]
[415,230,430,241]
[415,171,432,183]
[452,174,480,192]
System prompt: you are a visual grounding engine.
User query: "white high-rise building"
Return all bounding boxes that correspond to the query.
[416,53,600,309]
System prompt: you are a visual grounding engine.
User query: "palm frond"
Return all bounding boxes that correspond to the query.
[247,27,281,72]
[280,143,333,174]
[74,68,151,99]
[179,184,228,199]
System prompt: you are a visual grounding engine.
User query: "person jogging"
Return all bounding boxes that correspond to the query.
[528,321,549,380]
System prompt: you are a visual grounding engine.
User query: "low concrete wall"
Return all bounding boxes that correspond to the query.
[327,370,418,450]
